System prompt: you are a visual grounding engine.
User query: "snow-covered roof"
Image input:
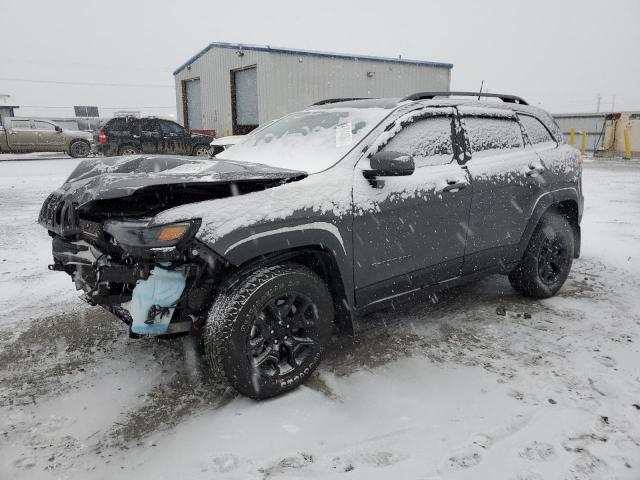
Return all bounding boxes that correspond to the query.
[173,42,453,76]
[0,94,19,108]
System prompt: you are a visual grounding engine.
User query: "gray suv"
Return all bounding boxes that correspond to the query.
[0,118,93,157]
[39,92,583,399]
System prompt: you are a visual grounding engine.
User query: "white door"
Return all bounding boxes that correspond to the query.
[185,78,202,130]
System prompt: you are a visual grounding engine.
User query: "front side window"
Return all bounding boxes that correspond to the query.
[464,117,524,154]
[381,116,454,167]
[159,121,184,135]
[519,115,555,145]
[218,107,391,173]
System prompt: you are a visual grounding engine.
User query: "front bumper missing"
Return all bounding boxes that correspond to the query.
[51,236,192,336]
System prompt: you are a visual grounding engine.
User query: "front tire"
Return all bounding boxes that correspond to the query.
[509,212,574,298]
[204,264,334,399]
[193,144,209,157]
[69,140,90,158]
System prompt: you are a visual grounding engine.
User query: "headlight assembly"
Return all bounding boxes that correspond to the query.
[103,219,201,248]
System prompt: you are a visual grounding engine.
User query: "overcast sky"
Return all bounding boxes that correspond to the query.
[2,0,639,119]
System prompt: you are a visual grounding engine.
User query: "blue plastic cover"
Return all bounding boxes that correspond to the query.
[129,266,186,335]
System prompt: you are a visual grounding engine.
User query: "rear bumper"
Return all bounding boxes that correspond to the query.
[94,143,118,156]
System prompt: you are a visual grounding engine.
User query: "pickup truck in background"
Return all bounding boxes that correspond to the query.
[0,118,94,158]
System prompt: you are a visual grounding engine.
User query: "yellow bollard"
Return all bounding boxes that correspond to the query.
[624,129,632,160]
[224,129,230,136]
[580,130,587,154]
[569,128,575,146]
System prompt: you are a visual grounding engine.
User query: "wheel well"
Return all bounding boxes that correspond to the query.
[550,200,581,258]
[228,247,354,335]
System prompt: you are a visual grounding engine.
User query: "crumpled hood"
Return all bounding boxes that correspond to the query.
[58,154,307,206]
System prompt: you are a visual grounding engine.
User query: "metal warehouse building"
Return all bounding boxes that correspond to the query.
[173,42,452,136]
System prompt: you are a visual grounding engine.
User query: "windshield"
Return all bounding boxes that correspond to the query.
[217,108,390,173]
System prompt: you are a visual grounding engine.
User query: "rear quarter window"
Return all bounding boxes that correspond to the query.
[106,118,137,133]
[519,115,556,145]
[463,117,524,155]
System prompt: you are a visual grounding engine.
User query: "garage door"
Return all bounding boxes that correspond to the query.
[233,66,258,134]
[185,78,202,130]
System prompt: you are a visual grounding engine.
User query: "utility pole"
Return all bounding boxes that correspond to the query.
[596,93,602,113]
[612,94,616,112]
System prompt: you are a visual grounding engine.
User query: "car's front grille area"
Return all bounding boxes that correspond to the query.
[39,192,63,228]
[38,192,82,236]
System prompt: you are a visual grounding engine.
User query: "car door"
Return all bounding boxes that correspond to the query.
[5,119,36,152]
[34,120,65,151]
[518,113,575,188]
[159,120,191,154]
[138,118,161,154]
[352,108,472,307]
[460,107,546,273]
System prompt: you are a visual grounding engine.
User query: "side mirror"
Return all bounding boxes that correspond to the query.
[55,126,63,133]
[363,151,415,178]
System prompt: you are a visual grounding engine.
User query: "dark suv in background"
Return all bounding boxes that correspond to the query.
[95,117,213,157]
[40,92,583,399]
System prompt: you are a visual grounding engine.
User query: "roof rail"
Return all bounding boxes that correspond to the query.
[312,97,373,106]
[400,91,529,105]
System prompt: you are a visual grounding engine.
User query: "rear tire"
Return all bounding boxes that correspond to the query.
[203,264,334,399]
[118,145,139,156]
[509,212,574,298]
[69,140,90,158]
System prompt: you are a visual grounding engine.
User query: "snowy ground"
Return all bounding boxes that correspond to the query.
[0,157,639,480]
[0,152,74,162]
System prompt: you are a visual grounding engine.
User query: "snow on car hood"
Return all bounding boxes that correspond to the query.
[58,155,307,206]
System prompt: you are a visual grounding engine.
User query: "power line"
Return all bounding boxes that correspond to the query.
[0,56,172,72]
[0,77,173,88]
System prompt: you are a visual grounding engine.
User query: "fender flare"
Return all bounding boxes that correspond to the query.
[516,187,581,260]
[209,221,354,308]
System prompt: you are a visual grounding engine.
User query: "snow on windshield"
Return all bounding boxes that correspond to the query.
[217,108,390,173]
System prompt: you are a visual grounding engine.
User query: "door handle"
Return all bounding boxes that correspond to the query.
[526,164,545,176]
[441,179,469,193]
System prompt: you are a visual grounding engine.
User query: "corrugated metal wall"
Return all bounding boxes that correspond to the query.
[174,46,450,135]
[553,113,608,151]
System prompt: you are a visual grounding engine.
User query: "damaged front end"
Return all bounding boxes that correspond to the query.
[45,215,220,336]
[38,155,306,337]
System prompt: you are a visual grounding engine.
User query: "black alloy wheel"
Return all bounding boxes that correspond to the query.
[509,212,574,298]
[204,264,334,399]
[249,293,320,378]
[537,234,570,286]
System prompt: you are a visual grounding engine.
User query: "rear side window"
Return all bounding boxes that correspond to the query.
[140,119,159,134]
[11,120,32,129]
[519,115,555,145]
[34,121,56,131]
[464,117,524,153]
[382,116,454,167]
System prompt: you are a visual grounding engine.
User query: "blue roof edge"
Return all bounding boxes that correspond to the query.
[173,42,453,76]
